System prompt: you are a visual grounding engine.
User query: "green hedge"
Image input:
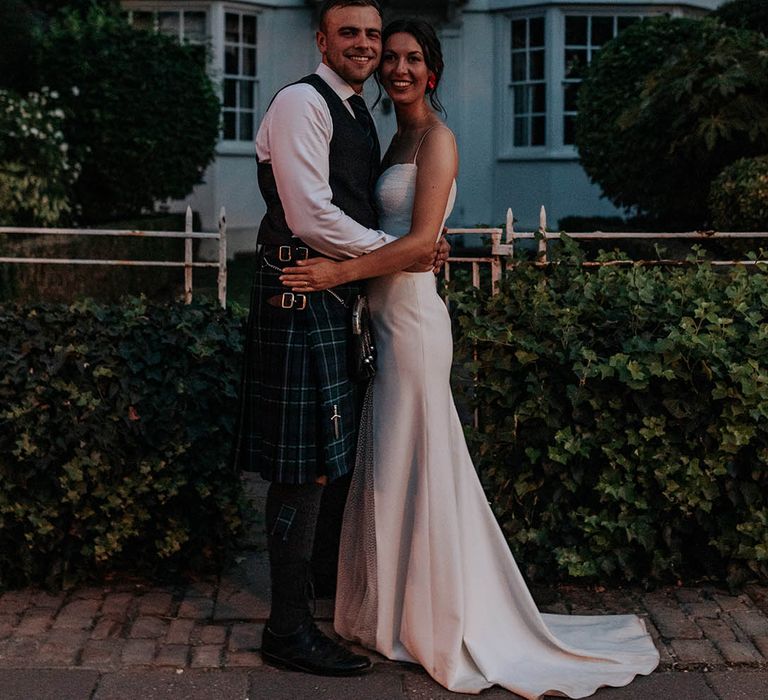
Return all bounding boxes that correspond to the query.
[0,298,245,589]
[709,155,768,232]
[449,241,768,586]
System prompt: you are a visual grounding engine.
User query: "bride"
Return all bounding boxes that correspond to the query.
[281,18,659,700]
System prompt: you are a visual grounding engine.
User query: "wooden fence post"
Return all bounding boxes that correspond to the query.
[217,207,227,309]
[184,206,193,304]
[537,205,548,263]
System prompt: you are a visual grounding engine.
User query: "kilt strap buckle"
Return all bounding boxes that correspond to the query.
[273,245,310,263]
[267,292,308,311]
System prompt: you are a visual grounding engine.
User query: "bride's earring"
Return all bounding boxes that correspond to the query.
[427,73,437,92]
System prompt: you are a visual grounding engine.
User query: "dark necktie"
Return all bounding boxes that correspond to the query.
[348,94,374,147]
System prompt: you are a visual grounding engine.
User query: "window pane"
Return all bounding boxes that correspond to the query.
[512,52,527,82]
[531,116,546,146]
[223,111,236,140]
[513,85,529,115]
[511,20,527,49]
[243,48,257,77]
[225,45,238,75]
[242,15,256,45]
[225,13,240,43]
[184,11,207,43]
[158,11,180,38]
[240,112,254,141]
[224,79,237,108]
[514,117,528,147]
[565,16,587,45]
[618,16,640,32]
[564,82,580,111]
[529,18,544,47]
[591,16,614,46]
[529,50,544,80]
[564,49,588,78]
[564,115,576,145]
[532,83,546,113]
[132,11,153,32]
[239,80,254,110]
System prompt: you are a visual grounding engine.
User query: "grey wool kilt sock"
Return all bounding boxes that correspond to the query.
[265,481,324,635]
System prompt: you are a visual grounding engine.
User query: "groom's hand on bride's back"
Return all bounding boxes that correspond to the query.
[404,230,450,274]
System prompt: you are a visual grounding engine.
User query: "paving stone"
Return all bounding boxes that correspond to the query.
[670,638,723,666]
[599,589,643,614]
[569,672,719,700]
[137,592,174,617]
[0,637,41,665]
[0,669,100,700]
[121,639,156,665]
[0,591,32,615]
[754,636,768,658]
[15,610,55,636]
[194,624,227,645]
[94,670,249,699]
[0,619,16,640]
[729,610,768,638]
[27,590,66,610]
[154,644,189,668]
[713,593,752,612]
[130,617,168,639]
[716,640,764,665]
[745,584,768,615]
[649,608,703,640]
[214,552,270,621]
[644,619,675,670]
[183,581,217,598]
[684,601,723,619]
[674,588,704,604]
[560,587,604,614]
[69,587,105,601]
[697,617,737,644]
[100,592,135,621]
[177,597,215,619]
[80,639,125,668]
[707,670,768,700]
[36,630,88,665]
[228,622,263,652]
[315,597,334,621]
[52,599,100,630]
[166,618,195,645]
[91,617,124,640]
[224,650,263,668]
[250,666,407,700]
[190,644,221,668]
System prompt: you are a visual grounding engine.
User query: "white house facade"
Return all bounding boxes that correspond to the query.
[120,0,723,252]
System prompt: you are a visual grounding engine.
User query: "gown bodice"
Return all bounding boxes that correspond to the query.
[374,163,456,239]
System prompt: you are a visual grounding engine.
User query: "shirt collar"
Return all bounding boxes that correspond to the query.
[315,62,362,103]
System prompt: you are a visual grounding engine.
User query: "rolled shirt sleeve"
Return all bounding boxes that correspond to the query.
[255,82,395,260]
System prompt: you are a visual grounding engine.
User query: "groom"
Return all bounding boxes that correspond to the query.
[234,0,443,677]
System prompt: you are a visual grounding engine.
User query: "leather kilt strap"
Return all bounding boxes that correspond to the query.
[258,242,320,264]
[266,292,309,311]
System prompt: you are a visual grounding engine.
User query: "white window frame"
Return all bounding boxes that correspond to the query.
[123,2,211,46]
[498,6,661,162]
[219,6,260,145]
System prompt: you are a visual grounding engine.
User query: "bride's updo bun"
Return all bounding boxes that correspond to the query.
[381,18,446,115]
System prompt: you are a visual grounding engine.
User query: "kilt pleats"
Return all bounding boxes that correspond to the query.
[233,257,362,484]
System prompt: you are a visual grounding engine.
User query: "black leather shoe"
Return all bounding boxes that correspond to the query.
[261,620,372,676]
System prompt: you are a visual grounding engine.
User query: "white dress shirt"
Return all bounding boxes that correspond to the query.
[255,63,394,260]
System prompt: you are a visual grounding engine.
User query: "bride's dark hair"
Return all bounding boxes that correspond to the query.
[379,18,446,115]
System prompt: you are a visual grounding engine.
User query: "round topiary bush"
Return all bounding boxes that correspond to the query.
[37,7,220,223]
[576,16,768,228]
[713,0,768,36]
[709,156,768,231]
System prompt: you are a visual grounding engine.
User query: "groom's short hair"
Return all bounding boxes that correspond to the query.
[318,0,383,30]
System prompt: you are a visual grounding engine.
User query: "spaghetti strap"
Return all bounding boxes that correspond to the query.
[412,125,450,164]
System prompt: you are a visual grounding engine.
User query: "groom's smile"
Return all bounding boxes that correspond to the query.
[317,5,382,92]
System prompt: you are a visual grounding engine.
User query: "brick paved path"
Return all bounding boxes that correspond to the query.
[1,473,767,698]
[1,551,767,676]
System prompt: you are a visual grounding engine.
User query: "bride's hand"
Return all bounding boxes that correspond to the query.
[280,258,345,292]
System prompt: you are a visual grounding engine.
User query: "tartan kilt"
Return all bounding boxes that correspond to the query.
[233,255,364,484]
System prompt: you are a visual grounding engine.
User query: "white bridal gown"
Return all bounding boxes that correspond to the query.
[335,159,659,699]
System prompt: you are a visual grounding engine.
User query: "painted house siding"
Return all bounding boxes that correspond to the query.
[121,0,724,251]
